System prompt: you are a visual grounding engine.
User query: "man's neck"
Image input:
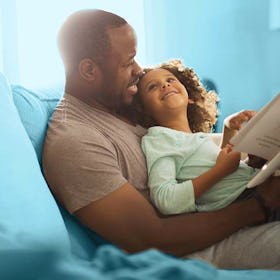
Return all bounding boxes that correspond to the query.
[67,91,137,126]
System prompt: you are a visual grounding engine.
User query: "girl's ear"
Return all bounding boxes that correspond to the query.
[188,99,195,104]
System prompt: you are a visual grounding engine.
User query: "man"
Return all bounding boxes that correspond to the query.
[43,9,280,269]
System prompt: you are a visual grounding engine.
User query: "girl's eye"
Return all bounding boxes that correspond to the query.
[167,77,176,83]
[148,84,156,91]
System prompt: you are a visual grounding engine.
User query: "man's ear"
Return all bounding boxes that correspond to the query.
[78,58,97,81]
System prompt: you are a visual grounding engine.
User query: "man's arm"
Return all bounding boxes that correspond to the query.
[74,180,279,257]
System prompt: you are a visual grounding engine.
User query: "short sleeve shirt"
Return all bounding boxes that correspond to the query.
[43,94,148,213]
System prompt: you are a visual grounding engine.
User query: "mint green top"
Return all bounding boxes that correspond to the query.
[141,126,256,214]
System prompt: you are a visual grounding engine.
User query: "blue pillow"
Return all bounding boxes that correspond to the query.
[12,85,63,164]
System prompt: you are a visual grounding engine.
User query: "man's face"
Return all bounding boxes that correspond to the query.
[98,24,142,111]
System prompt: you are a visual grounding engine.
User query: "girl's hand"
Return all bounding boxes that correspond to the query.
[224,110,257,130]
[215,144,241,176]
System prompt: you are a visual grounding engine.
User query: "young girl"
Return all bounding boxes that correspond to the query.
[134,59,260,215]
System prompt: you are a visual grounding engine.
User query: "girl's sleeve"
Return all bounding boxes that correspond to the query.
[148,156,196,215]
[141,130,196,215]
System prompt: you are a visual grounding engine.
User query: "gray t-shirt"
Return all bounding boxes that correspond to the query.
[43,94,148,213]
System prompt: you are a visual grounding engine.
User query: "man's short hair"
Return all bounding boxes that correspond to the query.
[58,9,127,72]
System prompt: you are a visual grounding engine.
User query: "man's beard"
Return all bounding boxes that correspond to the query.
[115,97,142,126]
[115,101,132,118]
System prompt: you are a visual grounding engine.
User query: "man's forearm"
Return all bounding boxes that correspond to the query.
[150,198,265,256]
[74,183,265,257]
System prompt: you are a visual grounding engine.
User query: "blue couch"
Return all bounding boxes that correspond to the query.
[1,72,279,279]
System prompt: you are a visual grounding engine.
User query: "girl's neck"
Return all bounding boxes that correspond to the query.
[159,114,192,133]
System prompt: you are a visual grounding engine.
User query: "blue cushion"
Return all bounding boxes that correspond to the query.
[12,85,63,164]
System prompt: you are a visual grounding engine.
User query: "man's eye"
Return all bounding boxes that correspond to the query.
[127,60,134,67]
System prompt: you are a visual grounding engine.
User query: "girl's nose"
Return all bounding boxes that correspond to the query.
[162,82,170,89]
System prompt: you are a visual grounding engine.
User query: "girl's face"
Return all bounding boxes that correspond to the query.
[138,68,189,122]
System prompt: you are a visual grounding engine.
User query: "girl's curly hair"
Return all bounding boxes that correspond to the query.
[131,59,219,133]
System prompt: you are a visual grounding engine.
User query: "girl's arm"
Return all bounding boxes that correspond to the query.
[192,145,240,198]
[148,157,196,215]
[148,146,240,215]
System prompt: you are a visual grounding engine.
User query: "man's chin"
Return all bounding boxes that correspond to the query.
[116,97,134,115]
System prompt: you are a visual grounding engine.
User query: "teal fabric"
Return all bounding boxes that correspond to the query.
[0,73,69,250]
[0,73,70,275]
[12,85,63,164]
[1,72,280,279]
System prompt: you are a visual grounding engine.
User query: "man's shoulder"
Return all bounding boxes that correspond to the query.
[47,117,112,148]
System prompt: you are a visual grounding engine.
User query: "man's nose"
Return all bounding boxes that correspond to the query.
[133,61,142,77]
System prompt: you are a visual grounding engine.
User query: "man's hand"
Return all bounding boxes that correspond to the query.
[257,176,280,212]
[245,154,267,168]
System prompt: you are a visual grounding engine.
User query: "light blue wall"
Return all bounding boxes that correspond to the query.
[1,0,279,131]
[0,0,147,88]
[0,0,19,83]
[144,0,280,131]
